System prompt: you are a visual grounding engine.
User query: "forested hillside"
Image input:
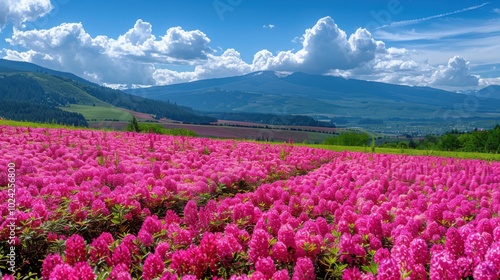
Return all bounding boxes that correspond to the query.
[0,74,88,126]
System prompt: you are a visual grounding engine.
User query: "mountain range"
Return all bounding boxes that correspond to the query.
[126,71,500,121]
[1,58,499,134]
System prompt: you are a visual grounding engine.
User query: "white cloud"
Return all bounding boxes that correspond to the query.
[0,0,53,31]
[493,8,500,14]
[382,2,490,28]
[263,24,275,29]
[3,20,214,84]
[153,48,252,85]
[430,55,479,87]
[105,20,213,63]
[252,17,385,73]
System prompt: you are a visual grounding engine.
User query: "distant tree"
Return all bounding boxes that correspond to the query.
[128,116,140,132]
[408,139,418,149]
[324,132,369,146]
[437,134,460,151]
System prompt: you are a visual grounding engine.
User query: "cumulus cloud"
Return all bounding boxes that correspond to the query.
[252,17,385,73]
[430,55,479,87]
[106,20,213,63]
[4,19,214,84]
[153,49,252,85]
[0,0,53,31]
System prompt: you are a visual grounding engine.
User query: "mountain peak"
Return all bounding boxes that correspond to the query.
[249,70,293,78]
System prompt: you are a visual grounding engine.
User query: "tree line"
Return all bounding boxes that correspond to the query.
[0,74,88,126]
[324,125,500,154]
[207,112,336,127]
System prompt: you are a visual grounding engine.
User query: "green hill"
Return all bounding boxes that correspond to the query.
[0,59,216,126]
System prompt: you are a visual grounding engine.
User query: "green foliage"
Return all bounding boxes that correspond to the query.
[323,132,370,147]
[436,133,460,151]
[419,125,500,153]
[126,121,197,136]
[127,116,140,132]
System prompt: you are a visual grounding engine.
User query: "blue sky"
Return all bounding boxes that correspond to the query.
[1,0,499,90]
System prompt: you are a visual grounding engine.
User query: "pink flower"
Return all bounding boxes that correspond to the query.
[217,234,243,261]
[465,232,489,267]
[373,248,390,264]
[155,242,172,261]
[138,229,154,247]
[199,232,219,274]
[249,229,271,263]
[89,232,114,266]
[377,258,400,280]
[295,229,322,259]
[65,234,87,265]
[292,257,315,280]
[342,267,362,280]
[251,271,267,280]
[410,238,429,265]
[0,274,15,280]
[457,256,473,278]
[485,242,500,270]
[183,200,198,227]
[50,263,78,280]
[159,271,178,280]
[272,269,290,280]
[170,245,207,278]
[112,243,132,268]
[367,213,383,237]
[391,245,414,273]
[473,260,499,280]
[429,250,460,280]
[271,241,290,263]
[142,215,162,234]
[255,256,276,278]
[446,227,464,258]
[143,253,165,280]
[229,275,250,280]
[74,262,96,280]
[278,224,296,249]
[109,263,132,280]
[42,253,64,280]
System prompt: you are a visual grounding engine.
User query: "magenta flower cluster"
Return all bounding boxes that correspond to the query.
[1,125,500,279]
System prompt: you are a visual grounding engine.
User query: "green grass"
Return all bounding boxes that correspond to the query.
[301,143,500,161]
[0,119,87,129]
[60,104,132,121]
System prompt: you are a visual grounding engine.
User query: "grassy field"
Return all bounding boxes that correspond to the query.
[301,143,500,161]
[0,119,88,129]
[60,104,132,122]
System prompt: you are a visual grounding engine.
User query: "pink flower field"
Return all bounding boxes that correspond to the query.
[1,125,500,279]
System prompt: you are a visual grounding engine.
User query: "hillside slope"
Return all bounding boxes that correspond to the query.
[0,59,216,125]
